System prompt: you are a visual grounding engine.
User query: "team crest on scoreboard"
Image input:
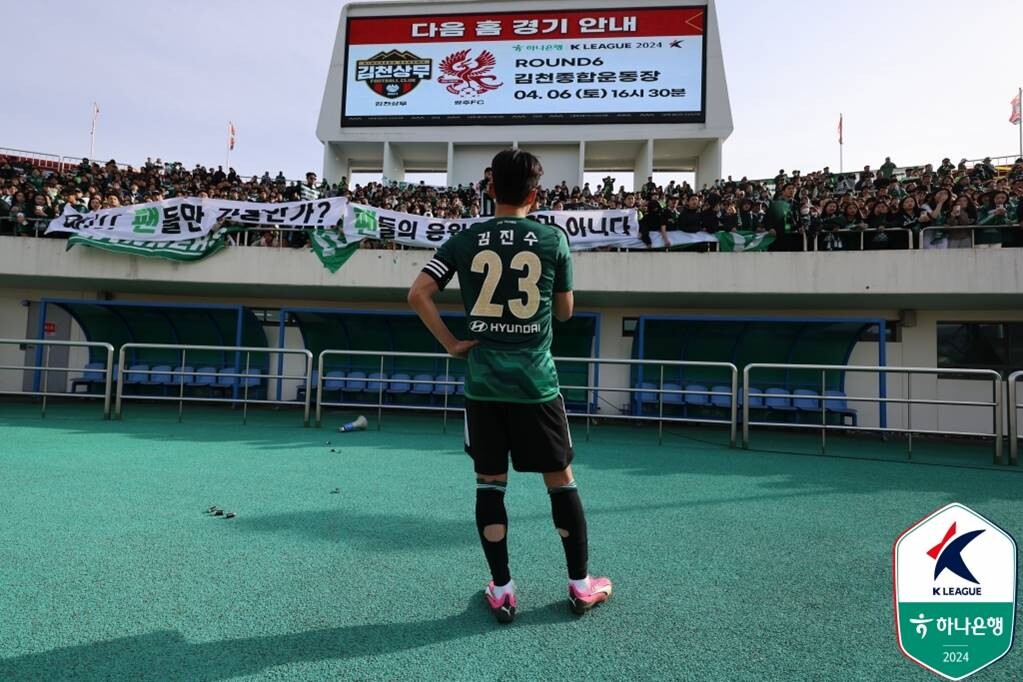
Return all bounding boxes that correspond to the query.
[439,49,503,97]
[355,50,432,99]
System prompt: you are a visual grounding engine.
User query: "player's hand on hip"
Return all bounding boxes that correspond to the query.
[446,339,479,359]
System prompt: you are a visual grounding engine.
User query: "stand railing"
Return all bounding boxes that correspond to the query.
[0,338,115,418]
[315,350,738,447]
[114,343,313,425]
[1008,371,1022,466]
[742,364,1004,464]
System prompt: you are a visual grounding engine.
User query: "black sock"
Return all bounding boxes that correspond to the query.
[548,480,588,581]
[475,478,510,586]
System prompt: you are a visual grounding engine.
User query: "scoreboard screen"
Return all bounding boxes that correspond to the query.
[341,6,706,127]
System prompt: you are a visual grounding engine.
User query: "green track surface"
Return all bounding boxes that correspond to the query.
[1,402,1021,681]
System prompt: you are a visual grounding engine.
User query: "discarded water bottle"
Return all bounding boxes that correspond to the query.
[338,415,368,433]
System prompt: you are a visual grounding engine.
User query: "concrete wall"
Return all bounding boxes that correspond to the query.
[3,238,1020,311]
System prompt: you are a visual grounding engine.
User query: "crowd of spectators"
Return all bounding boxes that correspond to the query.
[1,152,1021,251]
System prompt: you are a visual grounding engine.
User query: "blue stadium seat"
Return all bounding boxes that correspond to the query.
[662,382,685,405]
[636,382,658,404]
[214,367,239,393]
[124,364,150,386]
[344,371,367,392]
[792,389,821,423]
[387,373,411,394]
[188,366,218,392]
[145,365,173,386]
[746,386,765,410]
[72,362,106,393]
[412,373,436,395]
[240,368,261,388]
[764,387,798,421]
[824,389,858,426]
[454,376,466,395]
[433,374,456,396]
[684,384,710,407]
[364,372,386,394]
[169,366,195,391]
[709,385,733,409]
[323,371,346,395]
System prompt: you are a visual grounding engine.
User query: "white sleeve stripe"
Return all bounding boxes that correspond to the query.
[424,259,450,277]
[423,263,446,279]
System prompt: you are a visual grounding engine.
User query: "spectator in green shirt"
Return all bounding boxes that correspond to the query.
[880,157,897,179]
[976,190,1012,248]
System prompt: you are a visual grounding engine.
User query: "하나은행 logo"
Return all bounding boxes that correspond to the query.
[355,50,432,99]
[438,49,502,97]
[893,503,1017,680]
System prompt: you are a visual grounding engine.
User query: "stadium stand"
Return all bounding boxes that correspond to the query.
[2,151,1021,251]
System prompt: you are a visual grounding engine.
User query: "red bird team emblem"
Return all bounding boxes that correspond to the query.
[438,49,503,96]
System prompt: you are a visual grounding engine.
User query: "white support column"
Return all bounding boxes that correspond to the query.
[696,138,723,190]
[633,139,653,191]
[322,143,349,185]
[382,141,403,183]
[578,141,586,188]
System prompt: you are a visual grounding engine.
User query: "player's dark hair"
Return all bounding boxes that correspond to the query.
[491,149,543,206]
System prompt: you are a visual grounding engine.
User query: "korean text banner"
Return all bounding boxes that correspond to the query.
[46,198,348,242]
[342,6,706,126]
[343,204,646,250]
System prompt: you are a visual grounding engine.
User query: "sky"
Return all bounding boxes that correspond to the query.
[4,0,1022,187]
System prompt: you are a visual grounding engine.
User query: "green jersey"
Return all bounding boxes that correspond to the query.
[422,216,573,403]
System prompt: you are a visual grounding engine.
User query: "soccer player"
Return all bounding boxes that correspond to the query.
[407,149,612,623]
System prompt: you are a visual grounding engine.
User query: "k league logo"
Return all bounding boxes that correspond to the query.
[893,503,1017,680]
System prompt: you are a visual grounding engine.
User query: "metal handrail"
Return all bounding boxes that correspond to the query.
[812,227,913,251]
[315,349,738,447]
[115,343,313,425]
[1009,371,1022,466]
[919,223,1020,248]
[5,215,1021,253]
[0,338,114,418]
[742,363,1004,464]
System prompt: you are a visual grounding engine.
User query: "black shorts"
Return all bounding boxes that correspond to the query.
[464,395,574,475]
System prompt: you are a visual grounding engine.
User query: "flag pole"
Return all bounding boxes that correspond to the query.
[89,102,98,159]
[839,113,844,174]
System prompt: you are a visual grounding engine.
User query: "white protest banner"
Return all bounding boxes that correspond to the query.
[343,204,644,251]
[46,197,349,242]
[345,204,486,246]
[528,209,641,249]
[45,198,207,242]
[202,197,347,231]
